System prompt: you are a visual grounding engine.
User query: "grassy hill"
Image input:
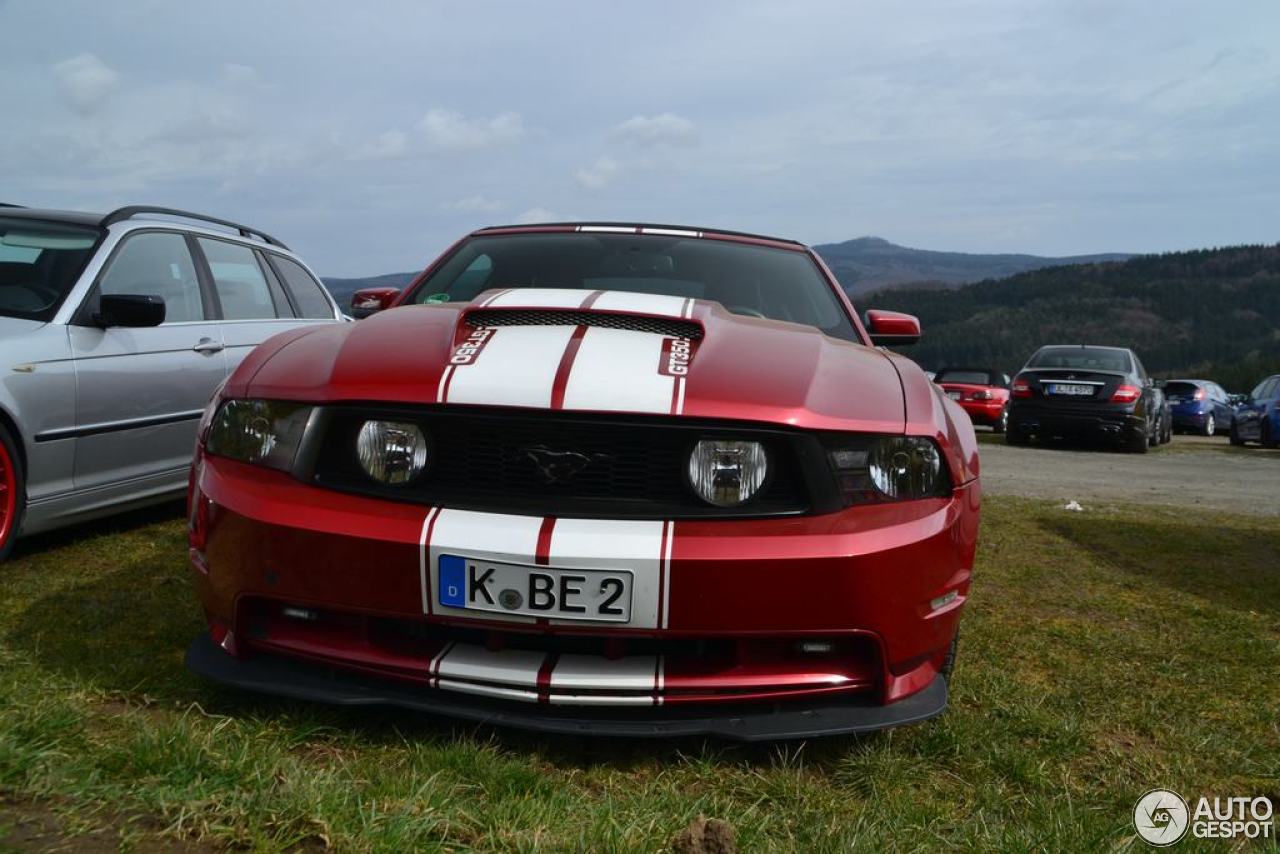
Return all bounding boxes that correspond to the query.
[865,244,1280,392]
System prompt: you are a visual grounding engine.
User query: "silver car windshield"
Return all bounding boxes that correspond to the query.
[0,218,101,321]
[407,232,859,341]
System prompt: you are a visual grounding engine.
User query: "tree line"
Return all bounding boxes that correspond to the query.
[863,244,1280,393]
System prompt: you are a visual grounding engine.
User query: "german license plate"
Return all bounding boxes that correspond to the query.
[438,554,632,622]
[1046,383,1094,396]
[947,391,962,401]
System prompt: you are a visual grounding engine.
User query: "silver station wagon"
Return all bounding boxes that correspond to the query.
[0,204,344,559]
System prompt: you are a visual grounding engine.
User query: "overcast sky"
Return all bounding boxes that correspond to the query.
[2,1,1277,276]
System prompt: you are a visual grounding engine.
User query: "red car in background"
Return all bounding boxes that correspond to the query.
[933,368,1012,433]
[184,222,980,740]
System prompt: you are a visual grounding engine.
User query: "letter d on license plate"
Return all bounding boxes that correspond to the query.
[439,554,632,622]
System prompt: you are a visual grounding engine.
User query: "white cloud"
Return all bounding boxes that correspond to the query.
[514,207,561,224]
[574,156,619,189]
[610,113,697,146]
[53,53,120,115]
[446,194,506,212]
[352,129,408,160]
[417,109,524,151]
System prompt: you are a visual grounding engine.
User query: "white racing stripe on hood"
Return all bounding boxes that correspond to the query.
[443,324,576,408]
[589,291,688,317]
[561,326,677,414]
[485,288,595,309]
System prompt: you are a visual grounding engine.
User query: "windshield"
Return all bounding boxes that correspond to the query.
[408,232,859,341]
[1027,347,1132,373]
[0,218,101,321]
[935,369,996,385]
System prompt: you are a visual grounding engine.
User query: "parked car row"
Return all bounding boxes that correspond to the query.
[929,347,1279,453]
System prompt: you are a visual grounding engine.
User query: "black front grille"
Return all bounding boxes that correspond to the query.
[309,407,816,518]
[465,309,703,340]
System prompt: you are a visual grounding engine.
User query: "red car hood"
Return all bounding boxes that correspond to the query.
[241,289,906,433]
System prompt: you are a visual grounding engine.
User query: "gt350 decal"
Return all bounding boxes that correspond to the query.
[659,336,693,376]
[449,326,495,365]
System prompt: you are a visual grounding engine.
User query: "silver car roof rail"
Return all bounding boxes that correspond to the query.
[100,206,289,250]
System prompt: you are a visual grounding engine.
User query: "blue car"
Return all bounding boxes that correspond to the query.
[1164,379,1234,436]
[1231,374,1280,447]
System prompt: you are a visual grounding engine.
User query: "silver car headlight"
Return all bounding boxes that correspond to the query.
[356,420,429,485]
[206,399,313,472]
[687,439,768,507]
[826,435,949,504]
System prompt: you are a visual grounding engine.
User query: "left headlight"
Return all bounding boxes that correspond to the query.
[825,435,949,505]
[205,399,313,472]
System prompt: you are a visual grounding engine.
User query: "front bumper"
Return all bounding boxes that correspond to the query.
[186,632,949,740]
[188,454,977,733]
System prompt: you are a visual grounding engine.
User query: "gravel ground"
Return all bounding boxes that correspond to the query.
[977,433,1280,515]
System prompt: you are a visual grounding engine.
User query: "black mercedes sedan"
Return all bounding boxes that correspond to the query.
[1006,345,1170,452]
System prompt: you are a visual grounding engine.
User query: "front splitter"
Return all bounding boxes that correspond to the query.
[186,633,947,741]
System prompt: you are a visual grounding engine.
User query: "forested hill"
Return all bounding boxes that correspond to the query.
[864,244,1280,392]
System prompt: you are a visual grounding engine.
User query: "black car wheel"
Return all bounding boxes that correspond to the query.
[992,406,1008,434]
[1161,414,1173,444]
[1005,426,1029,446]
[1127,423,1149,454]
[1264,420,1277,449]
[1229,420,1245,446]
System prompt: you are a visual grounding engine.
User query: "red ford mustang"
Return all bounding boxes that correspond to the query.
[185,223,980,740]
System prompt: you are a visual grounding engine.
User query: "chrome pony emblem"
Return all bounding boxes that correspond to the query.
[520,445,610,484]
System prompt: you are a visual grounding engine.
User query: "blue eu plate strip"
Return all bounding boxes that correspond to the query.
[439,554,465,608]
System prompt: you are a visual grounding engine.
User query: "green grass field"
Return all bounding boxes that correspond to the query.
[1,496,1277,851]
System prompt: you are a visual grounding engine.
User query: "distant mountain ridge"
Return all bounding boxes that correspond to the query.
[322,236,1133,304]
[812,236,1132,295]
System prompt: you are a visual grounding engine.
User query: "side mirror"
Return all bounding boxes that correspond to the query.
[864,309,921,346]
[351,287,401,319]
[96,293,165,328]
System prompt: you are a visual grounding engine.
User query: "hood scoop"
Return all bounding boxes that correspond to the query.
[464,307,704,340]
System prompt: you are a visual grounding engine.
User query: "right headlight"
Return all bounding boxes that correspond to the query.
[687,439,769,507]
[205,399,313,472]
[825,435,949,505]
